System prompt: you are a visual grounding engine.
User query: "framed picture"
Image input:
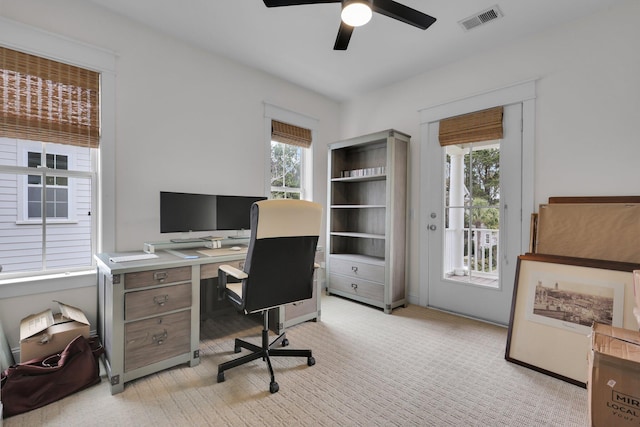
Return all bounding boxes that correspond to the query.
[506,253,640,387]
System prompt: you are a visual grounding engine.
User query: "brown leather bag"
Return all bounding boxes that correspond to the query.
[1,335,103,418]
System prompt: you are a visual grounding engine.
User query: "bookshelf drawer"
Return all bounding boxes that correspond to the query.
[124,282,192,320]
[330,257,384,283]
[124,310,191,372]
[329,273,384,302]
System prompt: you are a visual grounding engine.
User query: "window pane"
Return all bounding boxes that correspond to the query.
[46,153,55,169]
[46,187,54,202]
[28,152,41,168]
[46,176,93,269]
[27,187,42,220]
[0,172,93,275]
[56,201,68,218]
[56,188,68,203]
[1,173,44,273]
[270,140,304,199]
[28,201,42,218]
[28,175,41,185]
[444,143,500,285]
[56,155,68,170]
[46,200,55,218]
[283,144,301,188]
[56,176,68,186]
[270,141,284,187]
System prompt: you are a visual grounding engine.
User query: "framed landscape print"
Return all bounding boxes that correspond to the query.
[505,253,640,387]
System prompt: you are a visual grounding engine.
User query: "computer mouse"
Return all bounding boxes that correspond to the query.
[230,246,242,251]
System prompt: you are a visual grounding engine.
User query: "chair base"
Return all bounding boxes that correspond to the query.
[216,310,315,393]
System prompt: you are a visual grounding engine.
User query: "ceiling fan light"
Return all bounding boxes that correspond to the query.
[341,1,372,27]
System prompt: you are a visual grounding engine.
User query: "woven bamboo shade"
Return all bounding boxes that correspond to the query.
[439,106,503,146]
[0,46,100,148]
[272,120,312,148]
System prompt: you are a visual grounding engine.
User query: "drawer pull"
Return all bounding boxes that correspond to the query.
[153,294,169,306]
[152,330,168,345]
[153,271,168,282]
[352,266,358,273]
[351,283,358,290]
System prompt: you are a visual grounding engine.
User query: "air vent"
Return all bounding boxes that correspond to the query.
[459,5,503,31]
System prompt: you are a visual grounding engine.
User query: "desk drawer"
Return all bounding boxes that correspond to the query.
[330,257,384,283]
[124,310,191,372]
[200,259,244,280]
[125,282,192,320]
[125,266,191,290]
[329,273,384,302]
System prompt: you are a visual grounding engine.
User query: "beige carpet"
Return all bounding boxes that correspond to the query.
[4,295,588,426]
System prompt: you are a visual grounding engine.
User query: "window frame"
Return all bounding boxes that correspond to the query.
[263,103,317,201]
[0,17,115,296]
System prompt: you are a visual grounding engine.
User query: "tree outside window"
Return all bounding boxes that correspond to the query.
[270,141,303,200]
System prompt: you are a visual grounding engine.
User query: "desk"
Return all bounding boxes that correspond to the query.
[95,245,322,394]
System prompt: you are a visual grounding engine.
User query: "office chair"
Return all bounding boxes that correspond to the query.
[216,199,322,393]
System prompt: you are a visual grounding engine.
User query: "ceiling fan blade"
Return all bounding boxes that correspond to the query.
[372,0,436,30]
[334,22,354,50]
[263,0,340,7]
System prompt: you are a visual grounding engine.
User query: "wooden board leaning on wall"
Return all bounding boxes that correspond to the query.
[531,196,640,264]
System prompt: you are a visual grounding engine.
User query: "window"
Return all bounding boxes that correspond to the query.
[264,106,317,201]
[0,46,99,276]
[271,139,304,199]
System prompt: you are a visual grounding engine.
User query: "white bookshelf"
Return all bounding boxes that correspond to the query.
[326,129,409,313]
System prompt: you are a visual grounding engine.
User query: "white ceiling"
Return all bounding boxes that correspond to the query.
[86,0,623,102]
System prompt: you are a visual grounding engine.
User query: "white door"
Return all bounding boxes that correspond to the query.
[421,103,523,325]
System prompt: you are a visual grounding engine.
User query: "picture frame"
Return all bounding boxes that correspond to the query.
[505,253,640,387]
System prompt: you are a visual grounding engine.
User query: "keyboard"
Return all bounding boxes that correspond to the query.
[109,253,159,263]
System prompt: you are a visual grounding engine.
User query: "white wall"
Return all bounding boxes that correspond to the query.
[338,0,640,302]
[1,0,638,348]
[0,0,339,349]
[0,0,339,250]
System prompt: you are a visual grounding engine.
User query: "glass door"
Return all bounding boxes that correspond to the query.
[423,103,522,325]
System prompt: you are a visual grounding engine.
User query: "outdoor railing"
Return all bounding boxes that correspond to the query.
[444,227,499,277]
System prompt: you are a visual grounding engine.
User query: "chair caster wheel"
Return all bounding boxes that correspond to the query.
[307,356,315,366]
[270,381,279,393]
[281,338,289,347]
[217,372,225,383]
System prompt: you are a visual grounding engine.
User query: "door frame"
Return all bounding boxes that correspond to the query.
[418,79,537,315]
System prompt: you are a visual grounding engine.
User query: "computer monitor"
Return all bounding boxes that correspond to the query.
[216,195,267,231]
[160,191,266,233]
[160,192,217,233]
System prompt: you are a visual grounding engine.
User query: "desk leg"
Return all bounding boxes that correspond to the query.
[190,265,201,367]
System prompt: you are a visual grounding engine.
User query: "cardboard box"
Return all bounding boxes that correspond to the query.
[19,301,90,362]
[589,323,640,426]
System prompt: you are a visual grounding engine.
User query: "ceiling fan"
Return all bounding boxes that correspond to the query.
[263,0,437,50]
